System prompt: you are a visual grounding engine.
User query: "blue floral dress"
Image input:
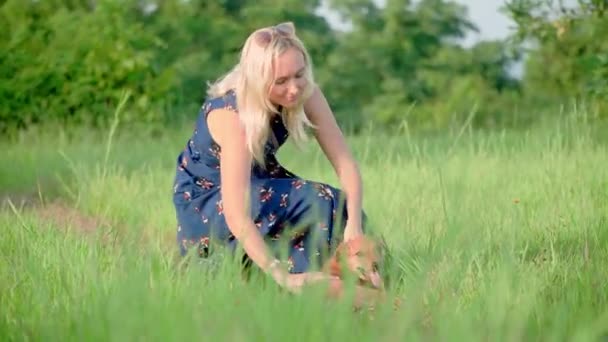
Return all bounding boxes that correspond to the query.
[172,89,357,273]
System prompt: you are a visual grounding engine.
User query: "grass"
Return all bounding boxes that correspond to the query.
[1,110,607,341]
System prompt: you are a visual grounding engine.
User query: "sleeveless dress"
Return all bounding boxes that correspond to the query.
[172,89,360,273]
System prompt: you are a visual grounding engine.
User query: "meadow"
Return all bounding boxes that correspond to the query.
[1,109,607,341]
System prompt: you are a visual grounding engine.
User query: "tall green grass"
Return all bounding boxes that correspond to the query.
[1,109,607,340]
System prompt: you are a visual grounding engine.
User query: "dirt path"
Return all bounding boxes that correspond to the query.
[1,192,178,255]
[2,193,109,234]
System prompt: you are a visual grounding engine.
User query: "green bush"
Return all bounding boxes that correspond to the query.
[0,0,176,135]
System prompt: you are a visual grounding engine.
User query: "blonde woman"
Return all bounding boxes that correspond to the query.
[172,22,368,293]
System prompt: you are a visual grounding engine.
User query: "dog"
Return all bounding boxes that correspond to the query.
[323,235,386,309]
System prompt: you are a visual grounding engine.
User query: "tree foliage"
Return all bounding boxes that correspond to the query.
[503,0,608,117]
[0,0,605,136]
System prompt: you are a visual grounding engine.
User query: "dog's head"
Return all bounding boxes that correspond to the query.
[326,235,383,289]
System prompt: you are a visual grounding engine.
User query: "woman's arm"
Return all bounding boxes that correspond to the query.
[304,85,364,240]
[208,109,282,275]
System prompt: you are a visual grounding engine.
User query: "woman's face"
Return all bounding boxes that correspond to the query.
[268,47,308,109]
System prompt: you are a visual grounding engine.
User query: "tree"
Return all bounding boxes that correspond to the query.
[503,0,608,117]
[322,0,485,130]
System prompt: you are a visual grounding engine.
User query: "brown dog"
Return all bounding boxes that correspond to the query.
[323,235,386,308]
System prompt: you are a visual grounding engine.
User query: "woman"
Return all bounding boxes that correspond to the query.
[172,22,368,293]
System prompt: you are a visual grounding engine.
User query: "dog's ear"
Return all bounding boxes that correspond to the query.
[326,240,349,276]
[327,256,342,277]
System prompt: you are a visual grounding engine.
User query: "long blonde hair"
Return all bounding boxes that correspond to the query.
[206,22,316,166]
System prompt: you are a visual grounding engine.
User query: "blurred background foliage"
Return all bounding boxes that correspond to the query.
[0,0,606,137]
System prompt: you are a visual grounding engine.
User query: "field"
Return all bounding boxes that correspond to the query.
[1,111,607,341]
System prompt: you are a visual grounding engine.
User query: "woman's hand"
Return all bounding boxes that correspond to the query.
[267,262,336,294]
[343,220,364,242]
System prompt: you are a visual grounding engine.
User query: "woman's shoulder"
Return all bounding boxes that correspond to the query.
[202,89,238,116]
[203,89,243,148]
